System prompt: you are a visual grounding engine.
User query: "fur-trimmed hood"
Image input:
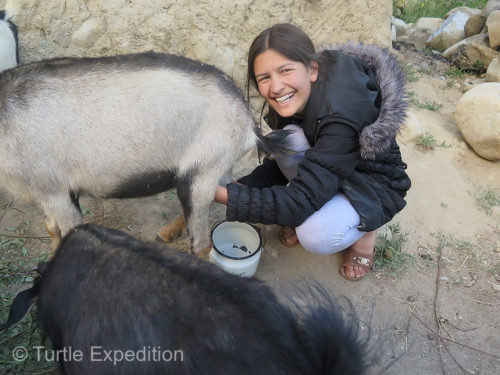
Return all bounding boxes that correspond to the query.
[319,43,408,160]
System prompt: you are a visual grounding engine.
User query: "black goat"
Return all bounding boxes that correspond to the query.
[1,224,370,374]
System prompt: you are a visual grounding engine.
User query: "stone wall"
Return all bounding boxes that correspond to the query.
[2,0,391,88]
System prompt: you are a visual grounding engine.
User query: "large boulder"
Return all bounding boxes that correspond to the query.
[392,17,410,38]
[443,34,500,72]
[445,6,482,18]
[486,10,500,48]
[425,12,469,51]
[426,10,472,51]
[486,56,500,82]
[464,13,487,37]
[482,0,500,18]
[454,83,500,161]
[407,18,443,49]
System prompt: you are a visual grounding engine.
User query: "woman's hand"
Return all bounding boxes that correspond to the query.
[214,181,243,205]
[214,185,228,205]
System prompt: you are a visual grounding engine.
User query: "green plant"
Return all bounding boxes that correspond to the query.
[412,97,443,111]
[444,66,465,79]
[442,80,455,89]
[414,131,450,150]
[431,232,478,269]
[469,186,500,215]
[407,91,443,111]
[167,189,177,200]
[0,220,56,373]
[373,223,414,277]
[0,221,50,290]
[415,132,438,150]
[0,300,58,374]
[492,263,500,276]
[80,204,94,217]
[402,63,420,82]
[471,60,485,73]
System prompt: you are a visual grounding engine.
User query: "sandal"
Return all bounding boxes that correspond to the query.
[279,226,299,247]
[339,247,374,281]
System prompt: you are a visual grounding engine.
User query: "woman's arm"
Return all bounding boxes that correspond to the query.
[237,157,289,188]
[225,121,361,227]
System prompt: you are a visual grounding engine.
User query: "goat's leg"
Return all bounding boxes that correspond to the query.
[177,172,220,257]
[156,214,186,243]
[44,215,62,253]
[41,196,83,253]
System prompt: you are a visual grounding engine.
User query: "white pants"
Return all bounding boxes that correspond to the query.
[275,125,364,255]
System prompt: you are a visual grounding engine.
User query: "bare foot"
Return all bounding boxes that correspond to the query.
[280,226,299,246]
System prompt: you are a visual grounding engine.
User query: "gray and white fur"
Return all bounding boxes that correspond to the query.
[0,52,290,253]
[320,43,408,160]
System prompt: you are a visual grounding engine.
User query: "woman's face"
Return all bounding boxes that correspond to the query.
[254,49,318,118]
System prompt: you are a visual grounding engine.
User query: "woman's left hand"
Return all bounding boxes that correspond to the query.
[214,185,228,205]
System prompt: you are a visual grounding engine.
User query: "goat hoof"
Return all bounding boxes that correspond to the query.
[156,231,182,244]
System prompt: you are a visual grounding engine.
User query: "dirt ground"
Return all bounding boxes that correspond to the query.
[1,42,499,374]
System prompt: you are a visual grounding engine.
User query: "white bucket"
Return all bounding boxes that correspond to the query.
[209,221,263,278]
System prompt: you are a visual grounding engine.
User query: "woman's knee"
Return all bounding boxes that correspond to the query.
[296,224,360,255]
[294,193,364,255]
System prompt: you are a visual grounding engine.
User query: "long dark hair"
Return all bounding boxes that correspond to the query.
[246,23,325,129]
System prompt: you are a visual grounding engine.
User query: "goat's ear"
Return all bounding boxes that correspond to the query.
[0,285,40,331]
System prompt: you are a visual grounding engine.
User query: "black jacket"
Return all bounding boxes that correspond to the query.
[226,44,411,231]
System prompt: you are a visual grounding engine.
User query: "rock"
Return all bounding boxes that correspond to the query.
[426,11,471,52]
[445,6,481,19]
[486,56,500,82]
[443,34,486,59]
[464,13,487,37]
[444,34,500,72]
[463,278,477,287]
[486,10,500,48]
[392,17,410,38]
[454,83,500,161]
[482,0,500,18]
[407,18,444,49]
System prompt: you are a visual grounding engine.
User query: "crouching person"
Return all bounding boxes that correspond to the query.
[1,224,371,374]
[214,23,411,281]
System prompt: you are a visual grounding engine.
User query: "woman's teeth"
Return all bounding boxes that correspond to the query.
[275,93,294,103]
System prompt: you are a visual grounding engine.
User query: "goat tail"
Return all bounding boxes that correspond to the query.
[254,127,294,157]
[288,282,373,375]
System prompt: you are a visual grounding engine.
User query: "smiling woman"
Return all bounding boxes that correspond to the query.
[214,23,411,281]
